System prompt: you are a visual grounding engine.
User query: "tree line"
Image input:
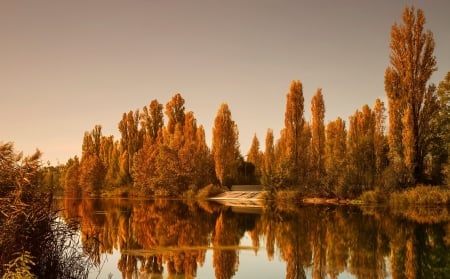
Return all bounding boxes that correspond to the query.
[56,6,450,198]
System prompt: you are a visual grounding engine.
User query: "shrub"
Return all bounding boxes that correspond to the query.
[389,185,450,206]
[197,184,225,199]
[0,143,94,278]
[359,190,388,204]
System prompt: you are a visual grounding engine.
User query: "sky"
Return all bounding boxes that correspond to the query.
[1,0,449,165]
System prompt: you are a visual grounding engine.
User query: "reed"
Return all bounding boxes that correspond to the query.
[389,185,450,206]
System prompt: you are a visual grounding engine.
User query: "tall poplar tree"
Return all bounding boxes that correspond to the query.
[324,117,347,196]
[118,110,142,183]
[346,106,376,195]
[434,72,450,184]
[373,99,388,182]
[311,88,326,185]
[385,6,437,184]
[165,93,186,135]
[212,103,240,186]
[247,134,262,183]
[262,129,275,187]
[283,80,307,186]
[79,125,106,194]
[140,99,164,143]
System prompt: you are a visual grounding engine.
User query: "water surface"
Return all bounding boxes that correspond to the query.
[57,198,450,278]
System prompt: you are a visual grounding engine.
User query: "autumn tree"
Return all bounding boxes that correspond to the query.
[346,105,376,196]
[133,94,214,195]
[79,125,106,194]
[311,88,326,187]
[118,110,143,184]
[261,129,275,187]
[324,118,347,197]
[435,72,450,184]
[385,6,438,185]
[246,134,263,184]
[99,135,121,188]
[373,99,389,185]
[165,93,186,135]
[140,99,164,144]
[178,111,215,191]
[280,80,309,187]
[212,103,240,187]
[63,156,81,196]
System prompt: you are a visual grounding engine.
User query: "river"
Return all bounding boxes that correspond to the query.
[56,198,450,279]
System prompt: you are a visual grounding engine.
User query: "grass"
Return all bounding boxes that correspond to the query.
[358,185,450,206]
[359,190,389,204]
[196,184,226,199]
[0,192,94,278]
[389,185,450,206]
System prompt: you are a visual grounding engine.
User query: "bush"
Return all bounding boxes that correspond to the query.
[389,185,450,206]
[359,190,388,204]
[0,143,94,278]
[0,193,94,278]
[197,184,225,199]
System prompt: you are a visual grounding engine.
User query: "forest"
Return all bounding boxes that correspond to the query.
[33,6,450,199]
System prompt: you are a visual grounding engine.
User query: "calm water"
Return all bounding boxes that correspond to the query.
[57,198,450,279]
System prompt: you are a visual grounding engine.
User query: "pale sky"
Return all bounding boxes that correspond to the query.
[1,0,449,164]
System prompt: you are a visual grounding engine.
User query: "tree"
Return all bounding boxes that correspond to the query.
[118,110,143,183]
[311,88,326,186]
[165,93,185,135]
[436,72,450,185]
[385,6,437,185]
[246,134,263,184]
[373,99,389,183]
[79,126,106,194]
[63,156,81,196]
[281,80,308,186]
[262,129,275,187]
[212,103,240,186]
[140,99,164,144]
[99,136,121,188]
[346,105,376,196]
[324,118,347,197]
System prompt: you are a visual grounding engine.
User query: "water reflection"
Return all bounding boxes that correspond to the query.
[58,198,450,278]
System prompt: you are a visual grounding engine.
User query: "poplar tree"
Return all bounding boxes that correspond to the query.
[165,93,186,135]
[437,73,450,184]
[346,105,375,195]
[64,156,81,196]
[140,99,164,143]
[373,99,388,181]
[212,103,240,186]
[118,110,142,183]
[282,80,308,186]
[385,6,437,184]
[311,88,326,185]
[324,117,347,196]
[246,134,262,183]
[262,129,275,187]
[79,125,106,194]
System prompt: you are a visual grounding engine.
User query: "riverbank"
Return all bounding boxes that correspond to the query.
[87,184,450,207]
[359,185,450,205]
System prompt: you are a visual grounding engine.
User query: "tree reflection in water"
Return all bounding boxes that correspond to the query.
[58,198,450,278]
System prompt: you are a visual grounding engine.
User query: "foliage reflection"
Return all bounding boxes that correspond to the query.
[59,199,450,278]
